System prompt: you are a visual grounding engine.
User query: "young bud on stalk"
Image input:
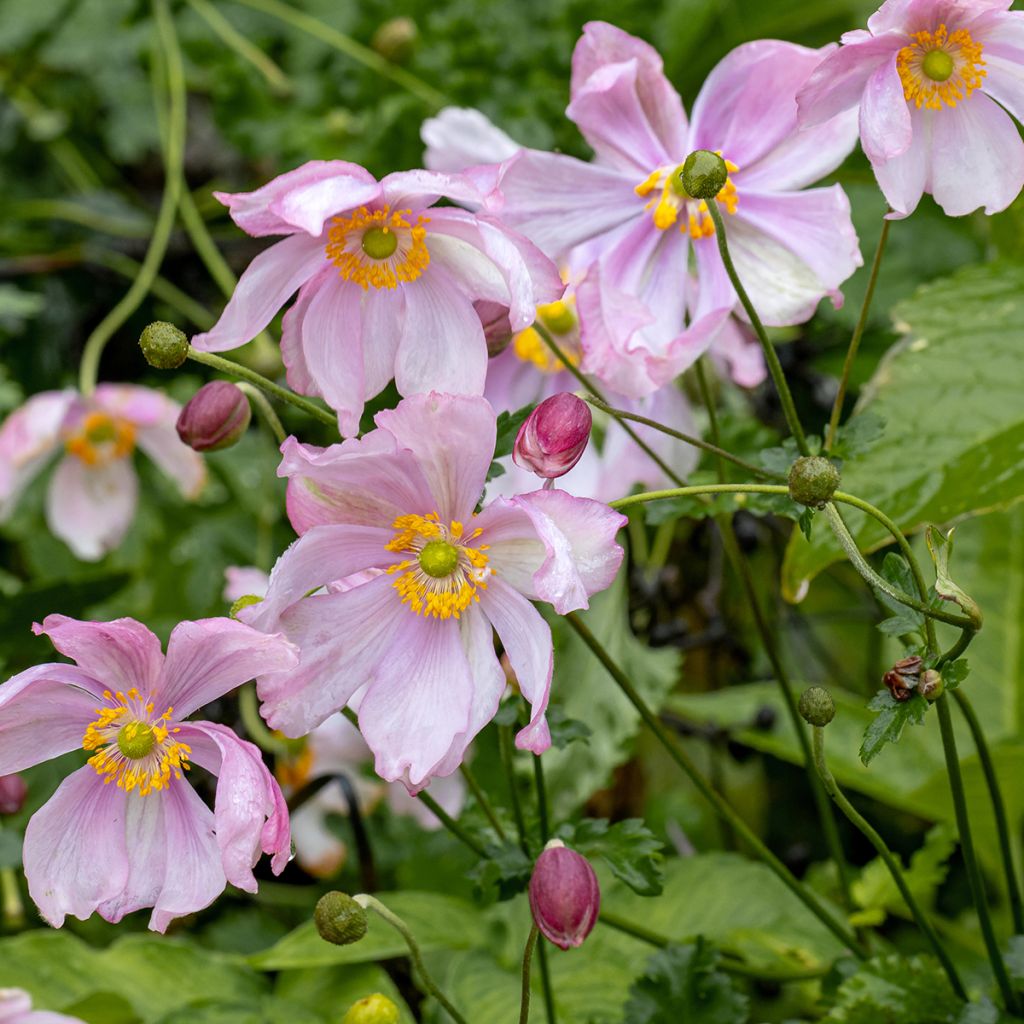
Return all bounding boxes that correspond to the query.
[528,839,600,949]
[342,993,401,1024]
[798,686,836,727]
[176,381,251,453]
[513,393,592,480]
[680,150,728,200]
[788,456,840,508]
[919,669,944,701]
[314,891,368,946]
[0,774,27,815]
[474,300,515,357]
[139,321,189,370]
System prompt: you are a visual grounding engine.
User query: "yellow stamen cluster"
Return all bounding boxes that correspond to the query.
[385,512,491,619]
[325,205,430,290]
[82,688,191,796]
[897,24,985,109]
[64,412,136,467]
[512,296,582,374]
[274,738,313,791]
[635,158,739,238]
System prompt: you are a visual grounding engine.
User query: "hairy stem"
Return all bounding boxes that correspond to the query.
[536,941,557,1024]
[459,762,507,840]
[237,382,286,444]
[500,723,531,857]
[519,925,540,1024]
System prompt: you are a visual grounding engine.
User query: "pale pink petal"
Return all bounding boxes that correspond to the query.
[191,233,326,353]
[158,617,297,718]
[301,277,366,438]
[33,614,163,696]
[215,160,381,237]
[930,93,1024,215]
[178,721,291,884]
[976,9,1024,65]
[362,286,405,398]
[379,169,488,211]
[860,57,913,162]
[709,318,767,388]
[374,393,495,522]
[480,580,552,753]
[982,56,1024,121]
[91,383,172,427]
[45,455,137,561]
[281,270,330,397]
[0,663,107,774]
[24,767,130,928]
[224,566,269,603]
[394,268,488,399]
[422,107,521,171]
[135,422,206,499]
[0,391,75,520]
[471,498,548,596]
[872,106,931,216]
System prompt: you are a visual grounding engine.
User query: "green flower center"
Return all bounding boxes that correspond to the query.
[418,540,459,579]
[117,721,156,760]
[361,226,398,260]
[86,419,118,444]
[537,300,577,335]
[922,48,955,82]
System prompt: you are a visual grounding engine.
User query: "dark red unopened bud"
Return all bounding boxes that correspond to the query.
[528,840,600,950]
[475,300,514,357]
[176,381,251,452]
[513,393,592,480]
[884,655,923,702]
[0,774,27,815]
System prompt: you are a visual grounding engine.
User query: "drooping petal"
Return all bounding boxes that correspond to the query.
[871,105,931,217]
[982,54,1024,122]
[374,393,496,523]
[479,580,553,753]
[379,169,488,211]
[33,614,163,697]
[135,422,206,500]
[23,767,130,928]
[191,233,327,353]
[45,455,138,561]
[422,106,521,171]
[0,662,108,774]
[177,721,291,885]
[860,57,913,162]
[214,160,381,237]
[158,617,298,719]
[708,317,767,388]
[393,267,488,399]
[0,390,75,520]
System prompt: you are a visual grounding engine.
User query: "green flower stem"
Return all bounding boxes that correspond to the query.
[11,198,151,238]
[598,909,669,948]
[705,199,809,456]
[519,924,540,1024]
[417,790,487,858]
[564,611,864,956]
[610,482,791,511]
[500,723,531,857]
[236,382,286,444]
[811,726,965,997]
[78,0,185,396]
[825,217,891,453]
[583,395,785,481]
[186,348,338,428]
[693,358,725,481]
[459,762,507,841]
[536,940,557,1024]
[935,696,1021,1015]
[232,0,447,109]
[355,894,469,1024]
[0,868,24,930]
[238,683,291,756]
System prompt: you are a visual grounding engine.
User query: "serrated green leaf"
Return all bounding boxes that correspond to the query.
[860,691,929,766]
[824,954,962,1024]
[832,412,886,460]
[557,818,664,896]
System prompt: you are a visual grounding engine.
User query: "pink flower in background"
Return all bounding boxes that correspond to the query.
[798,0,1024,217]
[0,989,83,1023]
[481,24,861,396]
[191,162,563,436]
[240,392,625,789]
[0,615,297,932]
[0,385,205,561]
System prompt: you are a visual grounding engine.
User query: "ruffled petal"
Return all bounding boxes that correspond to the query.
[191,233,327,353]
[158,617,298,719]
[379,169,488,211]
[860,57,913,162]
[422,106,521,171]
[374,392,495,522]
[32,614,163,696]
[45,455,138,561]
[23,767,130,928]
[177,721,291,885]
[214,160,381,237]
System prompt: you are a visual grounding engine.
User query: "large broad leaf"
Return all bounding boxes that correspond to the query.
[782,262,1024,600]
[824,953,962,1023]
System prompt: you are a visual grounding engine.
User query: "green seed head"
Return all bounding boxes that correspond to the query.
[418,540,459,579]
[922,48,954,82]
[798,686,836,727]
[788,456,840,508]
[139,321,189,370]
[680,150,728,200]
[314,891,368,946]
[361,226,398,260]
[342,994,401,1024]
[117,721,157,760]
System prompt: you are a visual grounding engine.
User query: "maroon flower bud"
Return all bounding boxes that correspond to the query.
[884,655,923,702]
[474,300,514,357]
[0,774,27,815]
[513,393,592,481]
[176,381,251,453]
[528,840,600,950]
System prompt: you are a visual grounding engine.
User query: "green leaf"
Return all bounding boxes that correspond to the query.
[275,964,415,1023]
[782,262,1024,600]
[556,818,664,897]
[623,940,748,1024]
[943,660,969,690]
[494,404,534,459]
[1003,934,1024,983]
[832,412,886,461]
[467,840,533,902]
[860,691,929,766]
[546,705,592,749]
[823,953,961,1023]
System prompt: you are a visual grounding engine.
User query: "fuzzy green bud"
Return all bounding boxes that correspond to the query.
[788,456,840,508]
[919,669,944,701]
[680,150,728,200]
[314,891,368,946]
[798,686,835,727]
[342,994,401,1024]
[140,321,189,370]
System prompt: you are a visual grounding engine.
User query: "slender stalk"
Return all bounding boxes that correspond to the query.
[811,727,965,997]
[0,868,24,930]
[459,763,506,840]
[12,198,151,237]
[532,752,550,844]
[79,0,185,395]
[705,200,809,455]
[231,0,447,108]
[186,348,338,428]
[934,696,1020,1014]
[537,941,557,1024]
[337,772,377,892]
[178,186,241,300]
[565,611,863,955]
[416,791,486,859]
[693,359,724,481]
[500,724,531,857]
[355,894,469,1024]
[825,218,891,453]
[237,382,286,444]
[610,483,790,511]
[519,925,540,1024]
[238,683,290,755]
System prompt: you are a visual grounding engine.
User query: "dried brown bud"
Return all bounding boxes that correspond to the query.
[884,655,923,701]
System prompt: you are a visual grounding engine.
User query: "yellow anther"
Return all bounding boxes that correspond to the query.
[897,24,985,110]
[64,412,136,467]
[325,205,430,290]
[636,157,740,238]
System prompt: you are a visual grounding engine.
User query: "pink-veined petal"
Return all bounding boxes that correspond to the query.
[860,57,913,161]
[361,286,405,399]
[281,270,330,397]
[379,169,488,212]
[872,105,932,217]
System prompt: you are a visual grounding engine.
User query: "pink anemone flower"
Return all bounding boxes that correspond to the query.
[0,989,83,1024]
[484,23,862,397]
[239,392,626,790]
[190,163,564,436]
[0,385,205,561]
[798,0,1024,217]
[0,615,298,932]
